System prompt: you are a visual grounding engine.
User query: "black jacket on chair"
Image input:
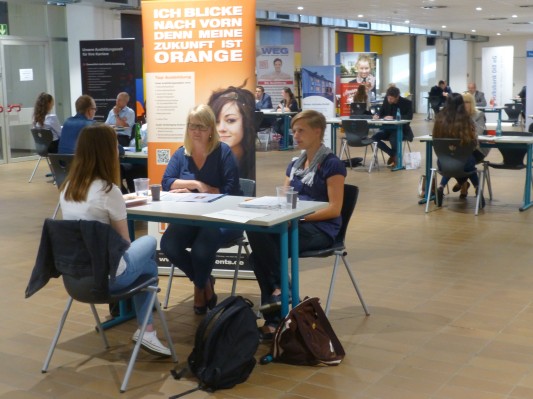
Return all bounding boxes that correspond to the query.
[26,219,130,300]
[377,96,414,141]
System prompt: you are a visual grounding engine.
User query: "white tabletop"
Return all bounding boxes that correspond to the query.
[262,110,298,116]
[326,117,410,125]
[127,195,327,227]
[123,151,148,159]
[417,134,533,144]
[478,106,505,111]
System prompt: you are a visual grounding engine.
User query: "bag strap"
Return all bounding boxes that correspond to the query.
[168,386,202,399]
[292,298,345,360]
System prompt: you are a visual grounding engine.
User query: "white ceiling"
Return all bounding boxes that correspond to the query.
[256,0,533,37]
[11,0,533,38]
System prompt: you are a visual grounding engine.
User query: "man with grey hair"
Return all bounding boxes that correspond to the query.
[466,83,487,107]
[105,92,136,146]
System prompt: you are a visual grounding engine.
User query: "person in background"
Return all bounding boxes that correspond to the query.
[208,84,257,180]
[33,92,62,153]
[58,95,96,154]
[60,124,171,357]
[351,84,371,113]
[429,80,452,115]
[247,110,346,341]
[518,85,526,122]
[432,93,483,208]
[274,87,299,139]
[105,92,136,147]
[466,83,487,107]
[255,85,273,111]
[371,86,413,167]
[160,104,241,315]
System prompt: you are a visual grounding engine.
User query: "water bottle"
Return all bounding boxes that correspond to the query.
[496,117,502,137]
[134,123,142,152]
[396,108,401,121]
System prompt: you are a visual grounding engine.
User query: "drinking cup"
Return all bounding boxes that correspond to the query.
[134,178,150,196]
[150,184,161,201]
[276,186,296,210]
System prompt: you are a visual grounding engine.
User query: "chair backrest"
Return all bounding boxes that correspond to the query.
[494,131,533,167]
[334,184,359,245]
[433,138,477,179]
[350,102,367,116]
[341,120,370,147]
[31,128,54,157]
[504,103,522,119]
[49,154,75,189]
[239,178,256,197]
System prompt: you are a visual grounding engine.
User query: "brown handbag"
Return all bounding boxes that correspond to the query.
[271,297,345,366]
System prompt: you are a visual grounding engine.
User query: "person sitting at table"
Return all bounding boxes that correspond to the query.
[351,84,371,114]
[274,87,299,140]
[433,93,484,208]
[466,82,487,107]
[255,85,273,111]
[449,93,487,198]
[160,104,242,315]
[59,123,171,357]
[33,92,62,154]
[371,86,413,167]
[105,92,136,147]
[58,95,96,154]
[246,109,346,341]
[429,80,452,115]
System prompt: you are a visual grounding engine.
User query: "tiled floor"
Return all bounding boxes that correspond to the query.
[2,115,533,398]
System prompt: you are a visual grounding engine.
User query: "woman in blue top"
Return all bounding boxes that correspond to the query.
[161,104,241,315]
[247,110,347,340]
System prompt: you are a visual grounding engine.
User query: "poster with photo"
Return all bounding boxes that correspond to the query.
[256,45,295,106]
[339,52,377,116]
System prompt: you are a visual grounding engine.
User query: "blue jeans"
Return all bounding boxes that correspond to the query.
[438,155,479,187]
[160,224,242,288]
[110,235,158,326]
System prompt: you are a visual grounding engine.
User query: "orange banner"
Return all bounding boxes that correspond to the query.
[141,0,256,183]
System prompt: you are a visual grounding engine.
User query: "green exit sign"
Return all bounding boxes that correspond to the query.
[0,24,7,36]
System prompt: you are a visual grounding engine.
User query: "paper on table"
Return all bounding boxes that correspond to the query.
[203,209,268,223]
[238,196,280,209]
[160,192,225,202]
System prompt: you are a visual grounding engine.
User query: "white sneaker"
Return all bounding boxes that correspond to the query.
[134,330,171,357]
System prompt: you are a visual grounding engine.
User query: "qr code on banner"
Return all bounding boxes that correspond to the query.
[156,149,171,165]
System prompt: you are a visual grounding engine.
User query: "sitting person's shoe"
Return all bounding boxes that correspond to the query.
[387,156,397,166]
[436,186,444,207]
[258,324,277,343]
[193,304,207,315]
[459,182,470,199]
[133,330,171,357]
[452,182,461,192]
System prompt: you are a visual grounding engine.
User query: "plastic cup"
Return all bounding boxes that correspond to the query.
[150,184,161,201]
[487,130,496,136]
[133,178,150,196]
[286,191,298,209]
[276,186,296,210]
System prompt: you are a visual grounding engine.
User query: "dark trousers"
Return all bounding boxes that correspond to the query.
[48,139,59,154]
[247,222,333,327]
[118,134,131,147]
[372,129,398,157]
[160,224,242,289]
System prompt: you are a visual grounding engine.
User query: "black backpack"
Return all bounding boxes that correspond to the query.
[170,296,259,398]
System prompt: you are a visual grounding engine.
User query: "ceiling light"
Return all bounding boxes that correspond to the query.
[512,14,518,18]
[441,25,446,28]
[405,20,410,24]
[471,29,476,32]
[297,6,303,11]
[476,7,482,11]
[497,33,501,35]
[358,14,364,18]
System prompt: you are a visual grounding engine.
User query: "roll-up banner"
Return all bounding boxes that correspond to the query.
[142,0,256,276]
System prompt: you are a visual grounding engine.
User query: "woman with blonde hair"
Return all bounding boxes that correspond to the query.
[160,104,241,315]
[60,124,171,357]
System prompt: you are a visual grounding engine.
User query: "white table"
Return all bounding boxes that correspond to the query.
[327,117,411,170]
[127,195,327,317]
[478,106,505,124]
[417,134,533,211]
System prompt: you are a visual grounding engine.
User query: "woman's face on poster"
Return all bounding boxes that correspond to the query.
[217,102,244,151]
[357,60,371,78]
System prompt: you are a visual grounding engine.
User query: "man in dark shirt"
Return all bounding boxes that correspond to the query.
[255,85,273,111]
[429,80,451,115]
[371,86,413,167]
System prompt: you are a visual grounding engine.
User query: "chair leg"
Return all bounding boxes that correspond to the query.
[52,202,61,220]
[28,157,43,183]
[42,297,74,372]
[368,142,379,173]
[163,263,175,309]
[340,254,370,316]
[325,254,341,316]
[425,168,436,213]
[483,162,493,200]
[231,242,244,296]
[90,304,110,349]
[474,170,486,216]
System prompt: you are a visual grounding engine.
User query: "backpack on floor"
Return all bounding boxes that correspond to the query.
[170,296,259,398]
[271,297,345,366]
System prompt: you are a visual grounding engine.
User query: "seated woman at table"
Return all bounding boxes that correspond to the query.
[433,93,483,208]
[451,92,487,197]
[351,84,371,114]
[33,92,62,153]
[160,104,241,315]
[246,110,346,341]
[274,87,299,138]
[60,124,171,357]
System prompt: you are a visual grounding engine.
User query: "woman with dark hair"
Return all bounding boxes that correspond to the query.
[33,92,62,153]
[433,92,483,207]
[208,84,256,180]
[352,84,371,113]
[274,87,299,138]
[60,124,171,357]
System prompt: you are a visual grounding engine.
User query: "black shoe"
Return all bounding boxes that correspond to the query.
[193,304,207,315]
[452,182,461,192]
[436,186,444,207]
[258,327,274,343]
[206,275,217,310]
